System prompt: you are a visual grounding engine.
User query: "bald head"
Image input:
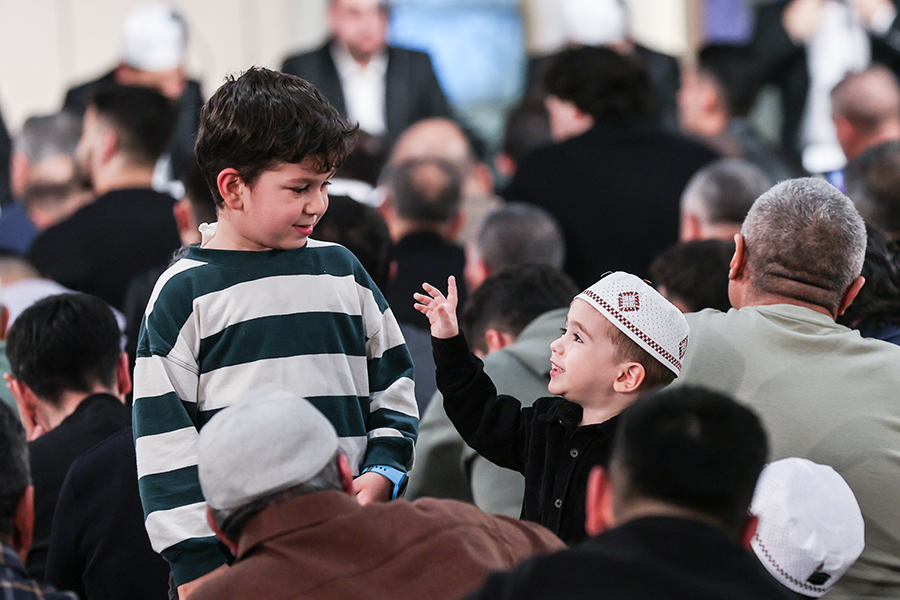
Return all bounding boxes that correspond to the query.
[832,66,900,160]
[389,118,475,166]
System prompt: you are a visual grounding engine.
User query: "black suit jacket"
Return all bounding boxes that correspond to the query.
[27,394,132,581]
[467,516,795,600]
[281,40,452,144]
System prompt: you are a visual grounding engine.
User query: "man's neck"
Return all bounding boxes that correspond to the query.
[615,498,730,532]
[388,219,448,244]
[734,289,836,319]
[93,163,156,196]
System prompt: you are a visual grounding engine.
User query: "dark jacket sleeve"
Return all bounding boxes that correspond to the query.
[46,467,86,599]
[432,333,532,473]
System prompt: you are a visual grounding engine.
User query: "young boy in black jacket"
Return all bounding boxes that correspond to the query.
[414,271,689,544]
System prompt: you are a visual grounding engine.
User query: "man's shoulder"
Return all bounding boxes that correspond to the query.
[282,41,333,73]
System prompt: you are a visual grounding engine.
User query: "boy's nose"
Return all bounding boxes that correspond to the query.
[550,337,562,354]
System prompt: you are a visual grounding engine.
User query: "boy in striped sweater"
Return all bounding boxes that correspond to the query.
[132,68,418,598]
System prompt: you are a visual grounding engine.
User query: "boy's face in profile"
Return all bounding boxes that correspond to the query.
[232,158,333,250]
[549,298,625,406]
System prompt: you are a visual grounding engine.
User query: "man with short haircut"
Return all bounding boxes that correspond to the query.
[504,45,717,286]
[831,66,900,162]
[63,4,203,183]
[466,385,792,600]
[0,112,88,254]
[4,293,132,581]
[281,0,451,146]
[192,390,564,600]
[28,85,181,311]
[650,239,735,313]
[410,265,578,516]
[389,117,500,245]
[680,158,773,242]
[844,140,900,241]
[677,44,801,183]
[677,177,900,599]
[0,402,77,599]
[464,202,565,292]
[380,157,468,327]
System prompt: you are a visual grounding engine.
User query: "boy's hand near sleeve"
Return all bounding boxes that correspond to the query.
[413,276,459,339]
[352,471,394,505]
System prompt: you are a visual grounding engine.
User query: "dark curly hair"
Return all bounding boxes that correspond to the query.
[195,67,358,206]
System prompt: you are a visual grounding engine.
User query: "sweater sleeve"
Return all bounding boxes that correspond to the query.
[132,273,227,586]
[360,275,419,472]
[433,334,533,474]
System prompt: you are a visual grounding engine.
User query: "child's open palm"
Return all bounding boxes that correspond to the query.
[413,276,459,339]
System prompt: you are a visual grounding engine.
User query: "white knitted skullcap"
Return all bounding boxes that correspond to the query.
[750,458,865,598]
[198,390,339,515]
[121,3,186,72]
[575,272,689,375]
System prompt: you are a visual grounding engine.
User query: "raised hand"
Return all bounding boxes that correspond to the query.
[413,276,459,339]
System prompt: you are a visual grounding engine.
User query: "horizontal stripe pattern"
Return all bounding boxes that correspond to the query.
[133,240,418,578]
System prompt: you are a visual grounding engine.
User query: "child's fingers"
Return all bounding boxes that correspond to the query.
[446,276,458,307]
[421,281,446,301]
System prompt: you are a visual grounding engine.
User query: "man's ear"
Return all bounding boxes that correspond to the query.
[837,275,866,316]
[116,352,132,400]
[216,168,247,211]
[728,233,746,281]
[12,486,34,562]
[740,514,759,549]
[680,211,702,242]
[483,329,516,355]
[5,375,40,441]
[337,454,354,495]
[97,128,119,165]
[173,199,198,240]
[612,362,645,394]
[206,507,238,556]
[0,305,9,341]
[585,466,615,537]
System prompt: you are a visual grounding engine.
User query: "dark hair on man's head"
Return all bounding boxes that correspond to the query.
[0,402,30,541]
[474,203,566,274]
[612,385,769,535]
[334,131,388,187]
[599,317,677,390]
[681,159,773,227]
[845,140,900,239]
[650,239,735,313]
[543,45,655,123]
[180,155,218,225]
[697,44,760,117]
[89,84,177,167]
[838,224,900,330]
[6,293,122,406]
[195,67,358,206]
[502,102,552,164]
[314,195,392,289]
[383,157,463,224]
[461,264,578,355]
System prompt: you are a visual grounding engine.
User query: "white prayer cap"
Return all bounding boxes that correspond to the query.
[576,272,689,375]
[560,0,629,47]
[121,3,187,72]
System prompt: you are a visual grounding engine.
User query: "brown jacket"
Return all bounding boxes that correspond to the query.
[192,491,565,600]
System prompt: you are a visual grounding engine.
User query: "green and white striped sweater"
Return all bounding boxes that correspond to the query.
[132,240,417,585]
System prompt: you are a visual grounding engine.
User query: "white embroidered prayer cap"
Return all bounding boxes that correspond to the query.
[121,4,187,72]
[575,272,689,375]
[750,457,865,598]
[560,0,629,46]
[198,390,339,517]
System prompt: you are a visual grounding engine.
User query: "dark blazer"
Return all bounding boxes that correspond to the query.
[281,40,452,144]
[466,516,796,600]
[27,394,132,581]
[46,428,169,600]
[502,121,718,287]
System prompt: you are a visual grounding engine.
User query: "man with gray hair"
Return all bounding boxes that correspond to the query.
[844,140,900,241]
[679,158,773,242]
[192,390,564,600]
[677,177,900,599]
[464,202,565,291]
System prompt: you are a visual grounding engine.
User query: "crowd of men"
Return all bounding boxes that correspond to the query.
[0,0,899,599]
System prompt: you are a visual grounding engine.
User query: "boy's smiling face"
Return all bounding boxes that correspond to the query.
[549,298,625,406]
[229,158,333,251]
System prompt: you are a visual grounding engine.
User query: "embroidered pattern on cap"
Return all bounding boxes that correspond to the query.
[754,534,827,595]
[581,289,682,372]
[679,336,688,361]
[618,291,640,312]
